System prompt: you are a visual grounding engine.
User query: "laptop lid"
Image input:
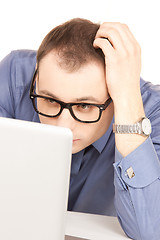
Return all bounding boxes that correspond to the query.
[0,117,72,240]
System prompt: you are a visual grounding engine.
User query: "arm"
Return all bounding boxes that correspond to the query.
[93,23,160,239]
[0,53,15,118]
[0,50,37,120]
[93,22,145,156]
[114,120,160,240]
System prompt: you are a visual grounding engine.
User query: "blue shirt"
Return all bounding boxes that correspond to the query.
[1,50,160,240]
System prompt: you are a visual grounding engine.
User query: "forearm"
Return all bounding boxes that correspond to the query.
[114,136,160,240]
[114,90,147,157]
[94,21,160,239]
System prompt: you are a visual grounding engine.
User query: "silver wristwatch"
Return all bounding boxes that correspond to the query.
[113,117,152,136]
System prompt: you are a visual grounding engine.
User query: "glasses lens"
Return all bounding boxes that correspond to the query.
[35,96,61,116]
[72,104,100,122]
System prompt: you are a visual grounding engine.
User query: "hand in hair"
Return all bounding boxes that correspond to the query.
[93,22,141,106]
[93,22,146,157]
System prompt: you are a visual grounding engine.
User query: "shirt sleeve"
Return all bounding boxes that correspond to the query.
[0,50,37,120]
[113,94,160,240]
[0,52,15,118]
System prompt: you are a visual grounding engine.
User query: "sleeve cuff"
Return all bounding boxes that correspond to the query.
[113,136,160,188]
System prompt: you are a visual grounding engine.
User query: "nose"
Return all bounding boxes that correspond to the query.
[56,108,75,130]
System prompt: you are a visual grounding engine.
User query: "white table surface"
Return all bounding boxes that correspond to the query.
[65,211,131,240]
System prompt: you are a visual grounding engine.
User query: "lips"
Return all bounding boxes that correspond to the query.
[73,139,80,142]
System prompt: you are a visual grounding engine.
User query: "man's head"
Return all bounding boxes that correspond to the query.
[33,18,114,153]
[36,18,105,71]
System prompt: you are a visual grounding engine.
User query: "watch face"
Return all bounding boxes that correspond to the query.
[142,118,152,135]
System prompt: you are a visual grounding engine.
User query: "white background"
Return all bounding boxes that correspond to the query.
[0,0,159,84]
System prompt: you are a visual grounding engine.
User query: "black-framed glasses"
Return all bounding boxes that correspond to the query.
[29,69,112,123]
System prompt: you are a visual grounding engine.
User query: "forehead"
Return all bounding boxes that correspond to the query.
[38,52,108,102]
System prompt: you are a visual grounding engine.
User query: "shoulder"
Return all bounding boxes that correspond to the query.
[9,49,37,87]
[0,49,37,82]
[0,50,37,119]
[9,49,36,62]
[0,49,36,68]
[0,49,37,93]
[140,78,160,118]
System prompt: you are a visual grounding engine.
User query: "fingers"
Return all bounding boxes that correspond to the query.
[93,37,115,59]
[94,23,125,50]
[93,22,141,57]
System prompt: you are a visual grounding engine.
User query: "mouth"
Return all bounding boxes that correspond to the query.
[73,139,80,142]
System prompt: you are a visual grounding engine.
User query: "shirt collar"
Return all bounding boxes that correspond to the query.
[70,115,114,176]
[71,149,85,175]
[92,115,114,153]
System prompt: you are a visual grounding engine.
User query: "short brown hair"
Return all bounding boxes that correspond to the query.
[37,18,105,71]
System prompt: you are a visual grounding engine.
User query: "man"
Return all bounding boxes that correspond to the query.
[0,18,160,239]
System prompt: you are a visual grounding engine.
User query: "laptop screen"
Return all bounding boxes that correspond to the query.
[0,117,72,240]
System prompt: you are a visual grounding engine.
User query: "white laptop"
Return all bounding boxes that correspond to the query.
[0,117,72,240]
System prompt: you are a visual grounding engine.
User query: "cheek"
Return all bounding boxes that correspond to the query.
[80,123,104,144]
[39,115,57,125]
[87,107,114,142]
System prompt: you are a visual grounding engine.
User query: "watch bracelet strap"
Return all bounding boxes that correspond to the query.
[113,122,142,134]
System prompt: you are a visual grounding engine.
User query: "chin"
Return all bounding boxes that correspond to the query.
[72,147,81,154]
[72,143,84,154]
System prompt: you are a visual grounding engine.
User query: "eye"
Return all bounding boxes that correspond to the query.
[79,104,91,110]
[75,104,93,113]
[44,98,56,104]
[48,99,56,104]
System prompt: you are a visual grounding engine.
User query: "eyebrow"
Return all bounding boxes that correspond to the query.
[38,90,102,103]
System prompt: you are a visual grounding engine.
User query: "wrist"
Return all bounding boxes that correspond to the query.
[113,93,145,125]
[113,89,142,106]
